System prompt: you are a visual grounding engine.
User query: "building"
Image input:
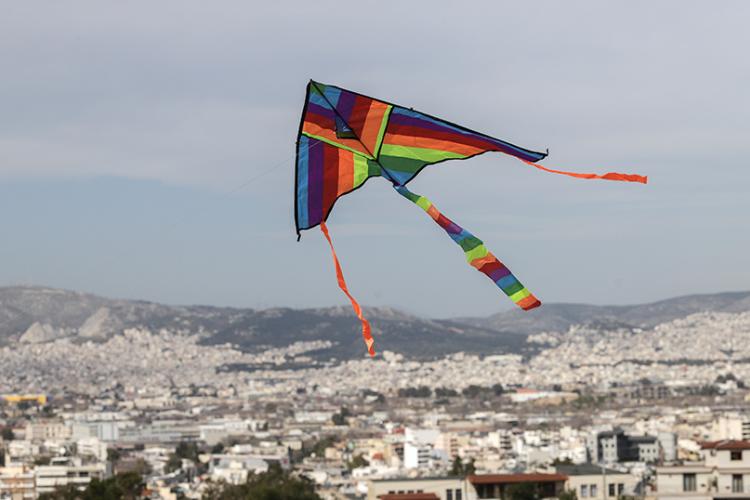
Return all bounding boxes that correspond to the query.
[556,463,640,500]
[34,458,106,496]
[368,477,463,500]
[591,429,659,463]
[0,465,36,500]
[655,440,750,500]
[24,420,71,442]
[368,473,568,500]
[468,473,568,500]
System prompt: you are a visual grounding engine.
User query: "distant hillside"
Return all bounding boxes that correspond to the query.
[1,286,749,360]
[462,291,750,334]
[0,286,526,360]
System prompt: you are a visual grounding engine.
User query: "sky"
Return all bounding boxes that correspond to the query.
[1,1,749,318]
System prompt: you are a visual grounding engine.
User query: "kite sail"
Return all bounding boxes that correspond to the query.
[295,80,647,357]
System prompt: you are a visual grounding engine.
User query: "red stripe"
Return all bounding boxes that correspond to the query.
[304,112,335,131]
[348,95,374,137]
[322,145,339,217]
[386,123,500,152]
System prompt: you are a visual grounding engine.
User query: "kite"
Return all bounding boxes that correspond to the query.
[295,80,646,357]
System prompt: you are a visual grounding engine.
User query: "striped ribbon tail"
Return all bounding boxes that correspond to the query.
[319,222,376,357]
[394,185,541,311]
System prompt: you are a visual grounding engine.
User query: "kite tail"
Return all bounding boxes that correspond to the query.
[522,160,648,184]
[393,185,541,311]
[319,222,376,357]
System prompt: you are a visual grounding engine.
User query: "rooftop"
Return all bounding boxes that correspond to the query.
[468,473,568,485]
[701,440,750,450]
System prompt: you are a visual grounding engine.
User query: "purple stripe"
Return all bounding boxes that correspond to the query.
[389,110,545,162]
[444,221,462,234]
[306,103,335,119]
[389,111,472,137]
[488,265,512,282]
[336,90,357,122]
[307,140,324,225]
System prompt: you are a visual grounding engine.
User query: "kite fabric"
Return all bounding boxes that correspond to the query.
[294,80,647,356]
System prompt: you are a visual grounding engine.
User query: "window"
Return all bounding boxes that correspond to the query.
[581,485,589,497]
[733,474,744,493]
[618,484,624,495]
[609,484,616,497]
[683,473,697,492]
[731,451,743,461]
[447,489,453,500]
[591,484,598,497]
[455,489,462,500]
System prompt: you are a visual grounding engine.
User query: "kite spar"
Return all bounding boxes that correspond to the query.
[295,80,646,357]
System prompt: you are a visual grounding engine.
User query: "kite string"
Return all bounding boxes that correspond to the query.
[163,140,323,235]
[319,221,376,357]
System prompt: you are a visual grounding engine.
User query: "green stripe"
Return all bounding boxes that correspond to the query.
[465,244,489,263]
[373,105,393,158]
[353,155,370,188]
[379,144,467,163]
[502,281,525,297]
[415,197,432,211]
[458,236,483,252]
[378,154,425,174]
[509,288,531,302]
[302,132,374,160]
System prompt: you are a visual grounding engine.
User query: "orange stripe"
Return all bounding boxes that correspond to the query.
[302,122,370,156]
[426,205,440,220]
[337,150,355,196]
[359,101,390,150]
[469,252,497,270]
[319,222,375,357]
[384,132,484,157]
[522,160,648,184]
[517,294,542,310]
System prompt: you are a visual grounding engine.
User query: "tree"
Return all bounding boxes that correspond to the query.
[449,456,475,477]
[202,463,321,500]
[450,456,464,476]
[506,482,540,500]
[1,427,14,441]
[212,443,225,454]
[38,472,144,500]
[331,407,351,426]
[346,454,369,471]
[558,490,578,500]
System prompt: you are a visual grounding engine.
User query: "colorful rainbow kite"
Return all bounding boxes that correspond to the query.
[295,80,646,357]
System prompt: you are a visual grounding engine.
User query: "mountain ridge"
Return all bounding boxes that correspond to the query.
[1,285,749,359]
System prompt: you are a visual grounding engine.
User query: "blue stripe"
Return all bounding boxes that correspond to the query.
[496,275,518,289]
[297,136,310,228]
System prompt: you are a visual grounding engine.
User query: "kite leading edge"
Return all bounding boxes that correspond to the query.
[295,80,647,356]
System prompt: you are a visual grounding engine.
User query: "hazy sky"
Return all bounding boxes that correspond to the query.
[1,2,749,317]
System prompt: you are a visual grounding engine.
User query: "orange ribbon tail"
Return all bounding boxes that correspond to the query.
[319,222,375,357]
[523,160,648,184]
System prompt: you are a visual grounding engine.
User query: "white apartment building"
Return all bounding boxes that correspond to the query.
[655,440,750,500]
[35,458,106,496]
[556,464,640,500]
[0,465,35,500]
[24,421,71,442]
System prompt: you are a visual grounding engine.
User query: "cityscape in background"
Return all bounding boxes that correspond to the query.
[1,287,750,499]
